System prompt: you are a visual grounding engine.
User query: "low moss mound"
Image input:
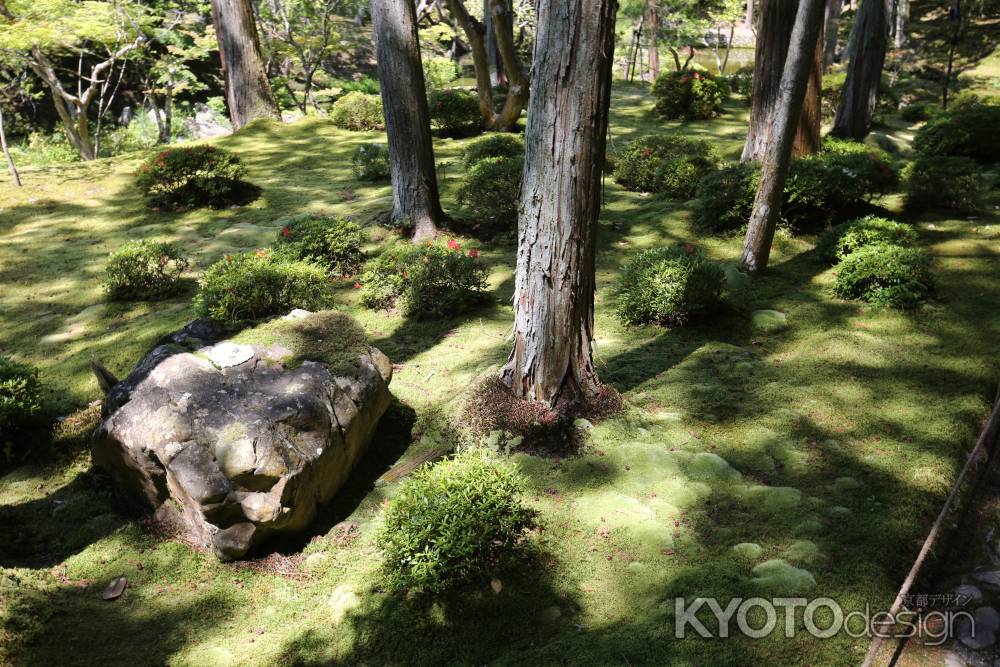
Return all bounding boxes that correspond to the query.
[230,310,369,375]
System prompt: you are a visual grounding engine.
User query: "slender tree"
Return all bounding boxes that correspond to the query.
[745,0,754,26]
[823,0,842,68]
[647,0,660,79]
[740,0,827,273]
[831,0,890,138]
[893,0,908,47]
[211,0,281,129]
[500,0,617,409]
[371,0,444,240]
[0,106,19,187]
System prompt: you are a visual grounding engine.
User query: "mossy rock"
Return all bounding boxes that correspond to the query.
[751,559,816,594]
[731,542,764,561]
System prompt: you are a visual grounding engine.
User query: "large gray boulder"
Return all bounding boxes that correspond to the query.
[92,310,392,560]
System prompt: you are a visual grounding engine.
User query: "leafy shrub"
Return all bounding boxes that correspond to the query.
[651,68,725,121]
[899,102,934,123]
[422,56,461,91]
[429,88,482,136]
[134,145,250,211]
[104,240,190,300]
[328,76,380,99]
[275,215,365,275]
[719,66,753,97]
[816,216,918,263]
[195,249,329,322]
[351,143,390,181]
[784,138,898,216]
[455,156,523,232]
[912,97,1000,163]
[358,240,487,319]
[613,135,718,197]
[692,161,760,232]
[462,133,524,168]
[330,92,384,131]
[10,131,79,166]
[833,245,933,308]
[617,244,726,326]
[903,156,987,212]
[377,448,535,592]
[0,356,43,463]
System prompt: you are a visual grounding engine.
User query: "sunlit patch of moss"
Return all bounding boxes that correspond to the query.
[230,309,369,375]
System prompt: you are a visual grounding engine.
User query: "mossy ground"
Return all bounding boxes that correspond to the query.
[1,71,999,665]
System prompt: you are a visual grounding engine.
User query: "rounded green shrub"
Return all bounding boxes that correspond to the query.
[462,133,524,168]
[617,244,726,326]
[195,249,329,322]
[429,88,482,136]
[103,240,190,300]
[0,356,43,464]
[912,97,1000,163]
[651,69,724,121]
[422,56,461,91]
[784,138,899,216]
[330,92,384,131]
[833,245,933,309]
[613,135,718,197]
[816,216,918,263]
[134,145,249,211]
[377,448,535,592]
[903,156,986,212]
[275,214,365,275]
[351,142,390,181]
[719,66,753,97]
[455,155,523,232]
[692,161,759,232]
[358,240,487,319]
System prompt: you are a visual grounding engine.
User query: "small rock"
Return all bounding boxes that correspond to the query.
[205,342,255,368]
[955,584,984,605]
[574,418,593,430]
[956,606,999,650]
[973,571,1000,589]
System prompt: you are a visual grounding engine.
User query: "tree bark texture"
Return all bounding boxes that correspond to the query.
[210,0,281,129]
[371,0,444,241]
[647,1,660,79]
[500,0,617,409]
[443,0,496,126]
[741,0,824,161]
[893,0,908,47]
[740,0,827,274]
[488,0,529,129]
[823,0,842,68]
[831,0,890,138]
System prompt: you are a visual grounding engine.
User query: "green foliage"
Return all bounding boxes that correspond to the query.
[911,96,1000,163]
[903,156,987,212]
[422,56,461,91]
[616,244,726,327]
[612,135,718,197]
[0,355,42,464]
[358,241,487,319]
[326,76,380,98]
[833,245,934,309]
[692,161,759,232]
[376,448,535,592]
[461,133,524,168]
[195,249,329,322]
[351,142,390,181]
[134,145,249,211]
[10,131,79,166]
[718,66,753,97]
[651,69,724,121]
[784,139,899,216]
[103,240,189,300]
[455,156,523,232]
[821,71,898,123]
[274,214,365,275]
[816,216,918,263]
[330,91,384,131]
[428,88,481,136]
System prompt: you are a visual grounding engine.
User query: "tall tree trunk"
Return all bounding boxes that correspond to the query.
[740,0,827,274]
[443,0,496,127]
[647,1,660,79]
[823,0,842,68]
[489,0,529,129]
[500,0,617,409]
[742,0,824,161]
[831,0,890,138]
[745,0,755,26]
[210,0,280,129]
[371,0,444,241]
[483,0,501,85]
[893,0,908,47]
[0,107,21,187]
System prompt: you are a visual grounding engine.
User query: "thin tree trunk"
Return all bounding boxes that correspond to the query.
[823,0,842,68]
[489,0,529,129]
[500,0,617,409]
[210,0,280,129]
[0,107,21,187]
[371,0,444,241]
[483,0,500,85]
[894,0,908,47]
[745,0,755,26]
[163,84,173,142]
[444,0,497,127]
[740,0,827,274]
[648,1,660,79]
[942,2,962,110]
[831,0,890,138]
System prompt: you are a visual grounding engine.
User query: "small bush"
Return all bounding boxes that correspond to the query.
[833,245,933,308]
[912,97,1000,163]
[719,66,754,97]
[903,156,986,212]
[134,145,249,211]
[422,56,461,91]
[613,135,718,197]
[327,76,380,99]
[358,240,487,319]
[275,215,365,275]
[195,249,329,322]
[651,68,725,121]
[617,244,726,326]
[899,102,934,123]
[455,156,523,232]
[351,143,390,181]
[377,448,535,592]
[429,88,482,136]
[330,92,384,131]
[816,216,918,263]
[0,356,43,464]
[104,240,190,300]
[462,133,524,168]
[784,138,898,216]
[692,161,760,232]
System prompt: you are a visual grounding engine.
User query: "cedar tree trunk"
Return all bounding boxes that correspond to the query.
[823,0,842,68]
[831,0,890,138]
[210,0,281,129]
